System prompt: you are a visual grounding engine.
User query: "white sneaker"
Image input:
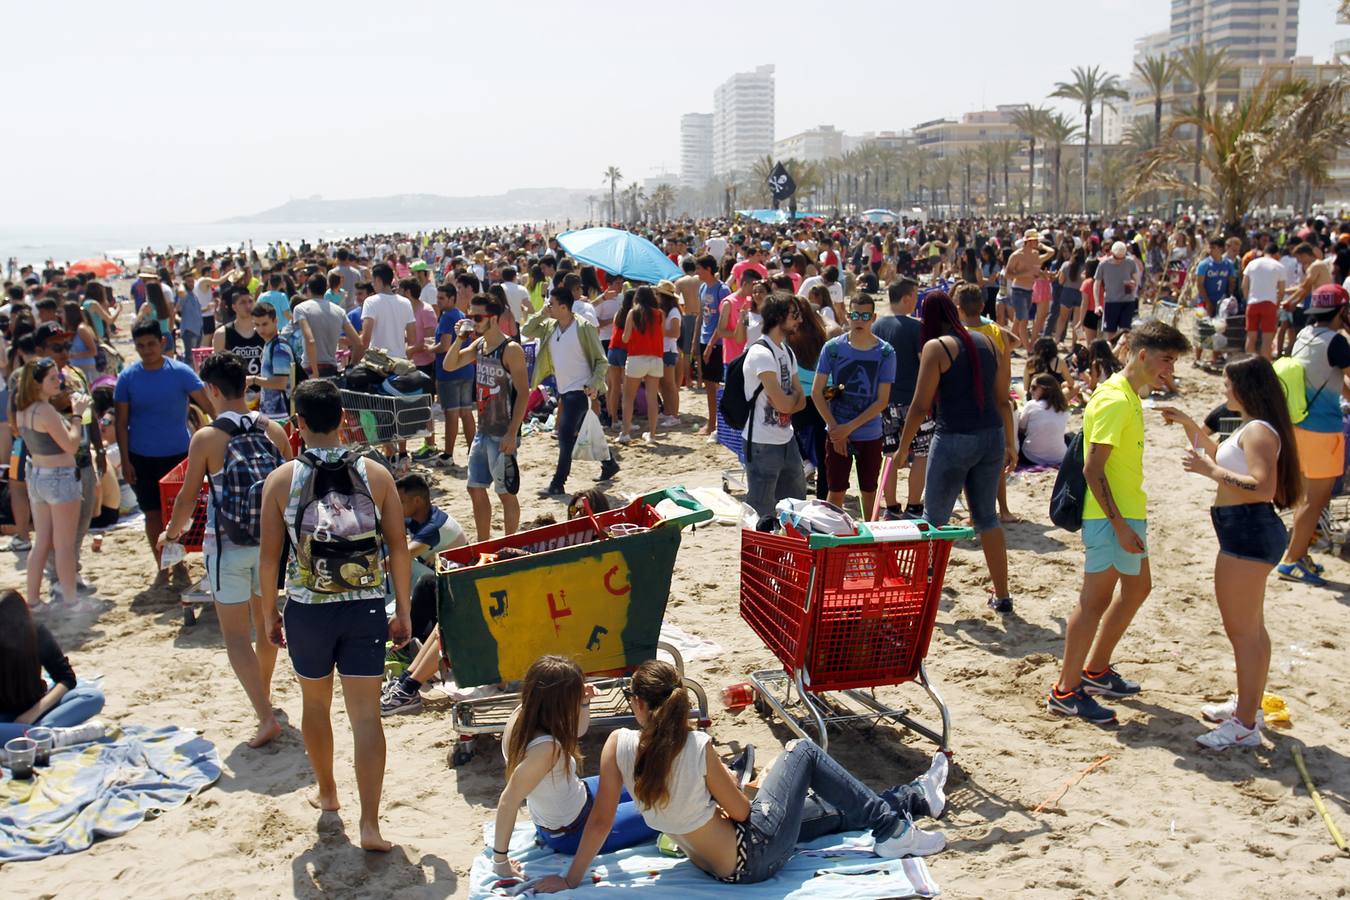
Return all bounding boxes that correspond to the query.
[1195,716,1261,750]
[659,415,681,428]
[873,819,946,858]
[616,433,631,445]
[1201,696,1265,727]
[916,751,949,819]
[53,720,109,747]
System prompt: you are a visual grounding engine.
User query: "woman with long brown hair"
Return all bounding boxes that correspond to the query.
[1160,356,1302,750]
[532,659,948,892]
[492,656,656,877]
[0,589,106,742]
[620,286,665,444]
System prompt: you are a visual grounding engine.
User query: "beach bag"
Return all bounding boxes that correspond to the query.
[209,415,284,546]
[776,498,858,538]
[1049,430,1087,532]
[572,409,609,462]
[719,338,770,431]
[292,450,383,594]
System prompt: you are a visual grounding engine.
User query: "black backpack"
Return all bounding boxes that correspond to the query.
[718,339,767,431]
[1049,430,1087,532]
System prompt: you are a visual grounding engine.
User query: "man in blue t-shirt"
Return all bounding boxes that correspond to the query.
[1195,238,1236,317]
[250,304,293,421]
[811,292,896,518]
[432,281,476,467]
[255,273,292,330]
[113,320,209,575]
[872,277,929,516]
[694,254,731,435]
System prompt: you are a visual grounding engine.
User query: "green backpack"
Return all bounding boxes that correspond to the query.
[1273,356,1323,425]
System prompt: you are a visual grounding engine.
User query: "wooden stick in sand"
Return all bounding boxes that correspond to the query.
[1034,754,1112,814]
[1291,746,1349,855]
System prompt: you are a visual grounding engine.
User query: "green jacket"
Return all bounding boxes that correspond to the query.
[521,308,608,393]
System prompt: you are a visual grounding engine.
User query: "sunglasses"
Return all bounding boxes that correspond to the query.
[846,310,875,322]
[621,687,634,701]
[468,313,491,322]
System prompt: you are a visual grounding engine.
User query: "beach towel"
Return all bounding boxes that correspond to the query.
[468,821,940,899]
[0,724,221,862]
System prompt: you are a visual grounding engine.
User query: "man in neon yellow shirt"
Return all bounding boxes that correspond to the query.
[1048,320,1189,724]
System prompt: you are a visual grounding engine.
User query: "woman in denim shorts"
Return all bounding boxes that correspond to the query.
[12,359,89,607]
[1160,356,1302,750]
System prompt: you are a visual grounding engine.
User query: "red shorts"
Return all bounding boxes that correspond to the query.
[1245,302,1276,335]
[825,437,884,493]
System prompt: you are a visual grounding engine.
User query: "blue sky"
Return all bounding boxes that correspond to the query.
[5,0,1345,223]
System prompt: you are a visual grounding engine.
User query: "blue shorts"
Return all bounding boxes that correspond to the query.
[1008,287,1033,322]
[1102,302,1135,333]
[1083,517,1148,576]
[607,346,628,367]
[678,315,697,353]
[205,541,261,605]
[283,596,387,679]
[662,350,678,367]
[467,432,509,494]
[923,426,1005,533]
[1211,502,1287,566]
[437,377,473,411]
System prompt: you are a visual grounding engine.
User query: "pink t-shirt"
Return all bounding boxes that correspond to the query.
[410,303,438,367]
[730,260,768,288]
[720,294,754,361]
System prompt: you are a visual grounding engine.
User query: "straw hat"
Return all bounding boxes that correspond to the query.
[654,280,678,298]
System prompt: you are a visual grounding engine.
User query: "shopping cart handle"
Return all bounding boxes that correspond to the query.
[806,521,976,548]
[645,485,714,529]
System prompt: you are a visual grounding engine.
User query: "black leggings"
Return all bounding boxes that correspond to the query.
[410,574,439,642]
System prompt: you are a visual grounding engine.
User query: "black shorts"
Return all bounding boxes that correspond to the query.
[410,573,439,643]
[881,402,934,457]
[201,316,215,339]
[699,342,724,383]
[284,596,387,679]
[1102,302,1135,333]
[1082,309,1102,331]
[129,451,187,513]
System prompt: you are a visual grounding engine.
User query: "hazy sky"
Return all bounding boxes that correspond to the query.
[7,0,1346,225]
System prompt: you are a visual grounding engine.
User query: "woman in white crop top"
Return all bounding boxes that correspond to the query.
[1160,356,1301,751]
[491,656,656,879]
[533,660,949,892]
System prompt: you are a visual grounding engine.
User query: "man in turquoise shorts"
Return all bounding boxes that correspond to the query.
[1048,320,1190,724]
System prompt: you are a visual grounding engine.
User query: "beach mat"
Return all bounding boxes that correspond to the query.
[0,724,221,862]
[469,821,940,898]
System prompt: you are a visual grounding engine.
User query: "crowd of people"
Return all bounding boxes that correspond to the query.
[2,208,1348,883]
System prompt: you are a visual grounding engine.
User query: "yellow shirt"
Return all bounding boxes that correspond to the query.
[1082,372,1146,520]
[969,319,1006,357]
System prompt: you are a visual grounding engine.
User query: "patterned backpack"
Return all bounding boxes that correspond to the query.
[291,450,383,595]
[209,415,284,546]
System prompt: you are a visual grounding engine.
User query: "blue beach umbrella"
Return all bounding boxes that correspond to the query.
[556,227,681,284]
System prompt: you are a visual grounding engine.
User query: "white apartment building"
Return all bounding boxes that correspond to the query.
[712,64,775,178]
[679,113,713,190]
[773,125,844,163]
[1168,0,1299,62]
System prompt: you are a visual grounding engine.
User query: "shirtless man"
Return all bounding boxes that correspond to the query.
[1004,229,1053,350]
[673,258,702,389]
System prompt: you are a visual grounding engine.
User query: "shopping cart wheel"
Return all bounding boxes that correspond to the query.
[753,694,770,718]
[452,741,475,767]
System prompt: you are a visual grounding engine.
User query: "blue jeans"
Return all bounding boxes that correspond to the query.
[536,775,658,855]
[745,439,807,520]
[735,740,919,884]
[0,681,105,742]
[550,391,610,491]
[924,426,1005,533]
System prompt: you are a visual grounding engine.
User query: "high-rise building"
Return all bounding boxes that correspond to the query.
[772,125,843,163]
[1167,0,1299,62]
[679,113,713,190]
[712,64,775,178]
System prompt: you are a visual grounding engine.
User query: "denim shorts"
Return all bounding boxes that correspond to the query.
[27,466,81,505]
[437,378,473,411]
[1083,517,1148,575]
[923,426,1005,533]
[1211,503,1287,566]
[467,431,509,493]
[607,346,628,367]
[284,596,387,679]
[204,541,261,605]
[1008,287,1033,321]
[662,350,678,367]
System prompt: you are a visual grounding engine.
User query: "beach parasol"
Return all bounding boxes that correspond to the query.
[862,209,899,224]
[738,208,789,225]
[556,227,680,284]
[66,258,124,278]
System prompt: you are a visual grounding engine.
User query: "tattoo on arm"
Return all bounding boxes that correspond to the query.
[1219,472,1257,491]
[1095,475,1122,520]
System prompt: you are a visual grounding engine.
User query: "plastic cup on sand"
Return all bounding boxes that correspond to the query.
[5,737,36,779]
[27,727,54,766]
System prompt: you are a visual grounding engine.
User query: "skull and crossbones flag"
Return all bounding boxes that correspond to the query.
[768,162,796,202]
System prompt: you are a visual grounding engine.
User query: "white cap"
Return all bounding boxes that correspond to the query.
[1110,241,1128,258]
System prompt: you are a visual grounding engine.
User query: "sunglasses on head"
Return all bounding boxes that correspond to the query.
[847,310,874,321]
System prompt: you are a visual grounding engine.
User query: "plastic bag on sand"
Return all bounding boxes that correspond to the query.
[572,409,609,462]
[775,498,859,538]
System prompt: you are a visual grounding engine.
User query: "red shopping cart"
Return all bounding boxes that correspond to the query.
[740,518,972,751]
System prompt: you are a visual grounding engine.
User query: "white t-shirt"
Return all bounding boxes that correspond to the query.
[594,296,621,340]
[1280,254,1302,287]
[361,292,415,358]
[573,299,599,328]
[193,280,215,317]
[500,281,531,324]
[797,275,844,306]
[419,281,438,308]
[1244,256,1286,305]
[746,311,763,347]
[742,336,796,445]
[550,320,592,395]
[705,237,728,261]
[1018,399,1069,467]
[663,307,681,354]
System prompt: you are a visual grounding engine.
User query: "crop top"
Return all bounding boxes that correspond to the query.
[614,729,717,835]
[1215,419,1279,478]
[500,729,588,831]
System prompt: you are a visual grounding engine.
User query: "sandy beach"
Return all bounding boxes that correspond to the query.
[3,361,1348,899]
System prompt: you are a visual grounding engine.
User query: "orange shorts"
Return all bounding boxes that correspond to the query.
[1294,427,1346,480]
[1244,301,1276,336]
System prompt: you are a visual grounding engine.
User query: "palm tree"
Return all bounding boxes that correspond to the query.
[934,156,959,216]
[1010,104,1052,213]
[622,183,646,223]
[584,194,599,222]
[978,142,1000,216]
[956,146,978,217]
[994,139,1018,213]
[1050,65,1129,214]
[603,166,623,222]
[1133,53,1175,151]
[647,184,676,222]
[1176,43,1233,200]
[1126,74,1350,234]
[1042,112,1079,214]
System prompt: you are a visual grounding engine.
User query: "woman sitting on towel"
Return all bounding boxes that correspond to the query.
[0,589,107,742]
[491,655,658,879]
[533,659,949,892]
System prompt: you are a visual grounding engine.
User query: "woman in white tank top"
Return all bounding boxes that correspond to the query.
[532,660,949,892]
[491,656,655,880]
[1161,356,1301,751]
